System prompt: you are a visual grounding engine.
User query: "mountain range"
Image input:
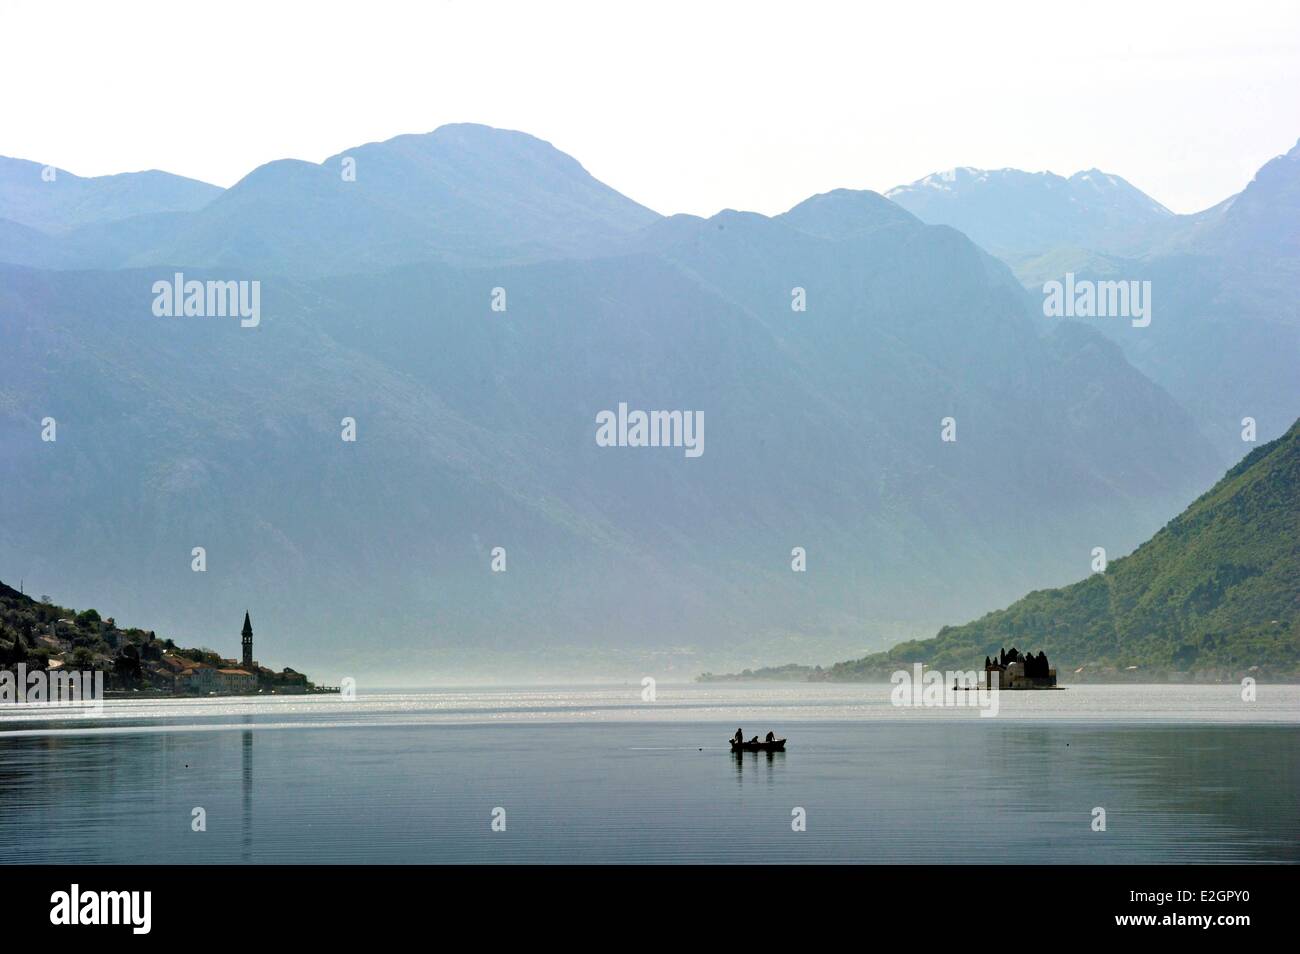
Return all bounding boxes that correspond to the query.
[888,141,1300,458]
[0,125,657,275]
[0,125,1293,680]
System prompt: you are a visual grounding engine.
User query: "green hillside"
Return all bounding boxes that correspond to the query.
[0,580,319,693]
[824,419,1300,680]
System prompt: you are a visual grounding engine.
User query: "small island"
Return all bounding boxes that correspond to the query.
[698,649,1060,689]
[0,579,335,696]
[982,646,1058,689]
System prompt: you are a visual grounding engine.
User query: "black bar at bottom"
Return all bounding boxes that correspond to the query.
[10,864,1286,940]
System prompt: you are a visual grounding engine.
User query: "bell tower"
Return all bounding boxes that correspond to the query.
[241,611,254,670]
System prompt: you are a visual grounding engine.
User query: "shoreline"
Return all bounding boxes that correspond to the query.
[102,687,341,699]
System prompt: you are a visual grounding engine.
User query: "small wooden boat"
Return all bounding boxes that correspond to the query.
[730,738,786,752]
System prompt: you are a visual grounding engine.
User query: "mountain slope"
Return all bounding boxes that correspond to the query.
[1188,138,1300,267]
[824,419,1300,678]
[1027,140,1300,459]
[0,156,221,233]
[145,124,663,275]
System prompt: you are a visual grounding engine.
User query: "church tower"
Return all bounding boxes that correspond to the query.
[241,611,254,670]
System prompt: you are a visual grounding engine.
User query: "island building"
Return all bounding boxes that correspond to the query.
[984,646,1057,689]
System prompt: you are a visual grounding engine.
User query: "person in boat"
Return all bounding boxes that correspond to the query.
[765,731,776,743]
[750,736,759,744]
[733,728,744,744]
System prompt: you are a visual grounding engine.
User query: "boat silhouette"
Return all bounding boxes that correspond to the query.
[729,737,786,753]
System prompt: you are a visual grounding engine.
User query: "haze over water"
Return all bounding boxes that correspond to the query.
[2,684,1296,863]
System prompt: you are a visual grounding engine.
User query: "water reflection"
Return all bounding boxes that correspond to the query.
[241,728,253,861]
[0,715,1294,863]
[732,748,786,783]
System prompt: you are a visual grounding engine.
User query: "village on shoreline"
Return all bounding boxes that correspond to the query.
[0,579,336,697]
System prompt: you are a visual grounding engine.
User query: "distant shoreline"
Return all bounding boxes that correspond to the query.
[102,687,341,699]
[697,669,1300,685]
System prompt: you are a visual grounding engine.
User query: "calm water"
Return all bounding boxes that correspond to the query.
[1,684,1296,863]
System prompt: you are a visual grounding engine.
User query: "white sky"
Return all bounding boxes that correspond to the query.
[1,0,1297,216]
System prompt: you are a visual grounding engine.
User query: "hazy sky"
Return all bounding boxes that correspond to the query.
[2,0,1297,216]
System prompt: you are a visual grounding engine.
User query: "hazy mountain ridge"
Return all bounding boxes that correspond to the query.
[885,166,1173,260]
[1188,137,1300,264]
[0,125,660,277]
[0,155,222,234]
